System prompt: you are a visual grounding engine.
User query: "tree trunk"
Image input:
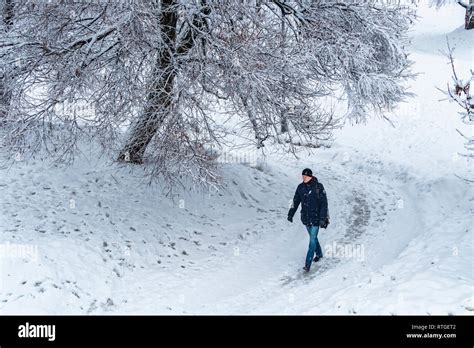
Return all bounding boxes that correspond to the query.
[459,0,474,30]
[118,0,178,163]
[466,1,474,29]
[0,0,14,123]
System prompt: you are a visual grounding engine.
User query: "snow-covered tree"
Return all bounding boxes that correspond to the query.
[439,41,474,158]
[0,0,14,123]
[431,0,474,29]
[0,0,416,188]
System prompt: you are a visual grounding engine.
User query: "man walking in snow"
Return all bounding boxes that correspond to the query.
[287,168,329,272]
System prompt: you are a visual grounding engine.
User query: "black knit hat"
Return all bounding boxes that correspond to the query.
[302,168,313,177]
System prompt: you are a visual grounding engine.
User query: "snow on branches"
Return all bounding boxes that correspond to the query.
[439,39,474,158]
[0,0,416,189]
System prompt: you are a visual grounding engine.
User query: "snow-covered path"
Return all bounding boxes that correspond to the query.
[1,144,470,314]
[0,3,472,315]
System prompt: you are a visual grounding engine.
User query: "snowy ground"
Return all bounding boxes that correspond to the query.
[0,2,472,315]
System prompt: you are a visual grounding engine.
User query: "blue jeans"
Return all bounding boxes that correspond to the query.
[305,225,323,269]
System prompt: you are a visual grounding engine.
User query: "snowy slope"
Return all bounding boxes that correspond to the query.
[0,2,472,315]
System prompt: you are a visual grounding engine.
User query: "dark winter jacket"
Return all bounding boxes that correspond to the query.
[288,177,328,226]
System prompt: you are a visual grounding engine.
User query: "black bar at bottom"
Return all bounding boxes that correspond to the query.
[0,315,472,346]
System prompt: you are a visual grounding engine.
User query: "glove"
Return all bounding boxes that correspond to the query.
[287,216,293,223]
[319,218,329,229]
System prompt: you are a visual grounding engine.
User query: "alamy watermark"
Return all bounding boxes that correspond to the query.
[324,241,365,262]
[216,149,260,166]
[0,242,39,263]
